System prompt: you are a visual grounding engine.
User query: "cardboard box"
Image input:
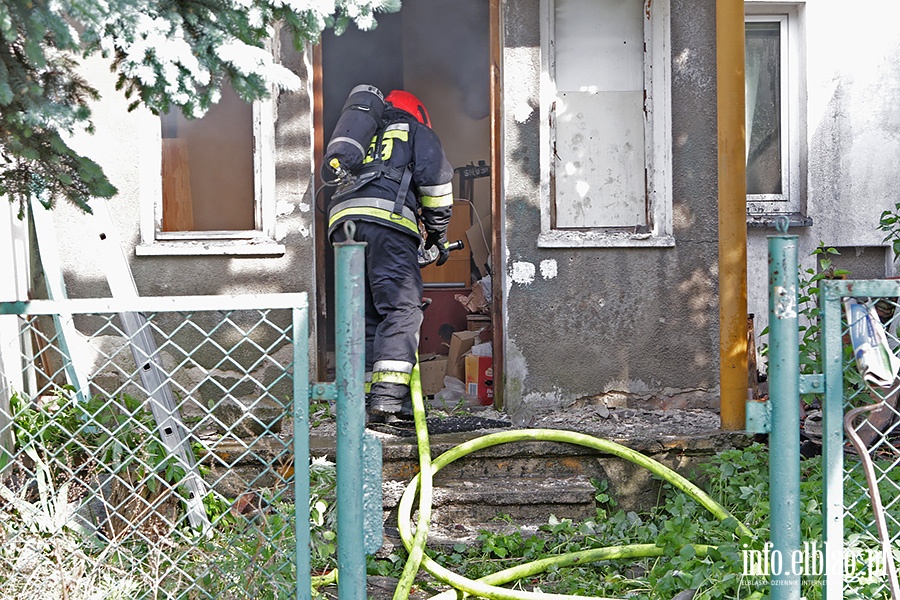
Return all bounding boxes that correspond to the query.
[447,330,479,380]
[465,355,493,405]
[467,314,491,331]
[419,356,448,396]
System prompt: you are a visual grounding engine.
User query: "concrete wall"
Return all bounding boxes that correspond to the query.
[500,0,721,421]
[747,1,900,367]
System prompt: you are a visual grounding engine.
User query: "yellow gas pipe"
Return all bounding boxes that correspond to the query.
[717,0,749,431]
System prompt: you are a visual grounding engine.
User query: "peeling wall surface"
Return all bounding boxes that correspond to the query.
[502,0,720,420]
[747,1,900,365]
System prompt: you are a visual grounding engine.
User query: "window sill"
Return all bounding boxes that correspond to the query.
[746,213,813,229]
[537,230,675,248]
[136,240,286,257]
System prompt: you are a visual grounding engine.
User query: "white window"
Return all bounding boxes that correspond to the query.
[745,2,805,221]
[539,0,673,248]
[136,82,283,256]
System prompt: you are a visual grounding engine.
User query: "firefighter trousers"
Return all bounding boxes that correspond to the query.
[332,220,422,386]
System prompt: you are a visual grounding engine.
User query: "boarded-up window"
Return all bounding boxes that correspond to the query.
[553,0,646,229]
[137,52,282,256]
[540,0,672,247]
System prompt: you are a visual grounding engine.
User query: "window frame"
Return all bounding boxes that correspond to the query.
[745,2,806,221]
[136,91,284,257]
[538,0,673,248]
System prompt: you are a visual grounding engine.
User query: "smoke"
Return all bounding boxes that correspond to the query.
[321,0,490,134]
[402,0,490,119]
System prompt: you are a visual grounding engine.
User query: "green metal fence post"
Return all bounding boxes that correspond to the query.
[334,224,367,600]
[294,303,312,600]
[768,227,801,599]
[820,280,845,600]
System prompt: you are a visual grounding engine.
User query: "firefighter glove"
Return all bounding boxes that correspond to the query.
[425,231,451,266]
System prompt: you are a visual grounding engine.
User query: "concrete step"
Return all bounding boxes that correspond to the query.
[371,422,752,550]
[425,474,598,524]
[374,420,752,513]
[212,410,753,543]
[380,473,598,551]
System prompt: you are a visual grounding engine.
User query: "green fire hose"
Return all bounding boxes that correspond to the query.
[387,365,755,600]
[311,363,757,599]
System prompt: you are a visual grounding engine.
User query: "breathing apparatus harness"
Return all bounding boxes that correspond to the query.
[322,85,413,221]
[323,85,458,266]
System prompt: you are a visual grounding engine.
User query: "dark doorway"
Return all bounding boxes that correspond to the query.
[315,0,493,386]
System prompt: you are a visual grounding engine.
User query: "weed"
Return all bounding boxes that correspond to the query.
[309,400,335,428]
[879,201,900,261]
[758,243,864,405]
[362,443,890,599]
[308,455,338,571]
[759,244,847,373]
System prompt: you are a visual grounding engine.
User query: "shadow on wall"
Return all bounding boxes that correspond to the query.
[501,48,720,415]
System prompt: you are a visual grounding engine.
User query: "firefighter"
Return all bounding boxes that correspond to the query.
[327,88,454,420]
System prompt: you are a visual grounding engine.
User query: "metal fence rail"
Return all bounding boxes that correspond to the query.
[0,293,311,600]
[821,279,900,600]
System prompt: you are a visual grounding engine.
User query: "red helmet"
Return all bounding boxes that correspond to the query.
[385,90,431,128]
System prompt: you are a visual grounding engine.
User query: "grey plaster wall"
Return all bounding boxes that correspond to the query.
[501,0,720,421]
[747,1,900,366]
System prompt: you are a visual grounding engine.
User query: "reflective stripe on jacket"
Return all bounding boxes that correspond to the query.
[328,197,419,237]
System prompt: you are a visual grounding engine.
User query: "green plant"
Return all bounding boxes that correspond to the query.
[758,244,860,405]
[0,445,92,539]
[777,244,849,372]
[3,390,352,598]
[879,201,900,260]
[9,389,197,493]
[306,455,340,573]
[81,393,192,492]
[430,393,472,417]
[361,443,896,599]
[591,477,619,516]
[9,387,85,457]
[309,400,335,428]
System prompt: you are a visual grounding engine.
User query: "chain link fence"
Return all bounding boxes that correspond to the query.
[820,280,900,599]
[0,294,311,600]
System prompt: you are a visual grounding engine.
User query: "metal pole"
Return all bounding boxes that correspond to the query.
[768,225,801,599]
[334,223,367,599]
[294,302,312,600]
[820,280,844,600]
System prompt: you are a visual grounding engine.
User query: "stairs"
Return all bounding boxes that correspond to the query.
[311,415,754,547]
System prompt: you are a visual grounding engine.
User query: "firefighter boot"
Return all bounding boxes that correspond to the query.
[369,382,414,420]
[364,394,385,425]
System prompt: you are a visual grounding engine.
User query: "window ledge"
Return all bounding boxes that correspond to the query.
[136,240,286,257]
[537,231,675,248]
[747,213,813,229]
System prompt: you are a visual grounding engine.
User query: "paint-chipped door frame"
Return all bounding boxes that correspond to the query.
[312,43,328,383]
[489,0,503,409]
